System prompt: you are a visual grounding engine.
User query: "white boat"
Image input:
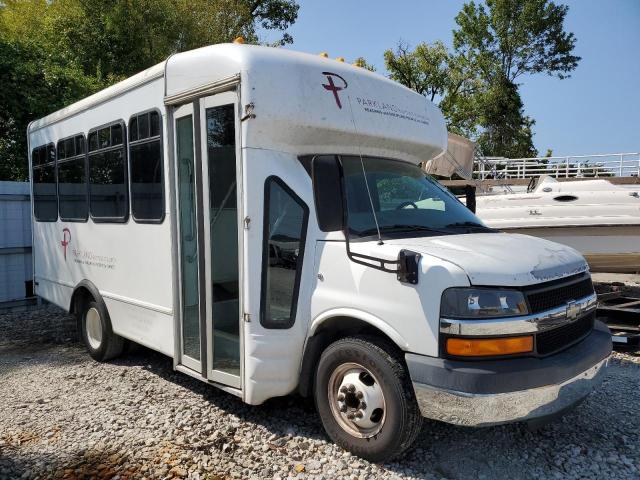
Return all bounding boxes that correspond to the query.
[474,176,640,273]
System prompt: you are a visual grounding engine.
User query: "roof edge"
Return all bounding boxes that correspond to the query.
[28,62,165,133]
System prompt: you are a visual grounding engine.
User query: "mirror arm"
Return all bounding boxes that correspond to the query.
[344,232,401,273]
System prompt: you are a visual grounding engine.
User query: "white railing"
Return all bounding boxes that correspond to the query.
[474,153,640,180]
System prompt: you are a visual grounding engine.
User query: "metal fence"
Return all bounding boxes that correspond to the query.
[0,181,34,309]
[474,153,640,180]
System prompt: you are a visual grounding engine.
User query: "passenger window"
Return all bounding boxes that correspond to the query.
[32,144,58,221]
[129,111,164,222]
[57,135,88,221]
[261,177,309,329]
[88,121,128,221]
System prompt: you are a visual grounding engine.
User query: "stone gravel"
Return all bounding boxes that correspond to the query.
[1,305,639,480]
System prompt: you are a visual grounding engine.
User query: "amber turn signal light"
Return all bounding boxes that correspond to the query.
[446,336,533,357]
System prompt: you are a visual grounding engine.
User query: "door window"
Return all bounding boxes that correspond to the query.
[206,104,240,375]
[176,115,200,362]
[261,177,308,329]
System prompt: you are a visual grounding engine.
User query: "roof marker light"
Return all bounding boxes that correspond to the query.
[336,57,345,62]
[319,52,329,58]
[233,37,245,44]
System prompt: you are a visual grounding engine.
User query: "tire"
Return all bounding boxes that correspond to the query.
[80,300,125,362]
[314,336,423,462]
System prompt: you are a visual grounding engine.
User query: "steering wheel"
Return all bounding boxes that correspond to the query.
[395,201,418,210]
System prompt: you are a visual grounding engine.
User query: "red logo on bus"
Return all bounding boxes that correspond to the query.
[322,72,348,109]
[61,228,71,261]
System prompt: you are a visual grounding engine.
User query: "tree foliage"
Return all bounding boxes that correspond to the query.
[0,38,105,180]
[384,41,451,102]
[475,76,537,158]
[454,0,580,81]
[352,57,376,72]
[385,0,579,158]
[0,0,299,180]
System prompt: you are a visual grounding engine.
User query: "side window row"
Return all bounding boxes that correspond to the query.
[31,110,164,223]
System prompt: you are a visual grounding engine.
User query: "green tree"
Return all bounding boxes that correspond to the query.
[384,0,579,158]
[384,41,451,101]
[0,0,299,180]
[2,0,299,79]
[475,75,537,158]
[453,0,580,156]
[454,0,580,82]
[0,38,104,180]
[352,57,376,72]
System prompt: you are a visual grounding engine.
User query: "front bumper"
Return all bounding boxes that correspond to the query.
[407,321,611,426]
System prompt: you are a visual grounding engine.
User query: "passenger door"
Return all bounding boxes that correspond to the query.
[173,92,242,389]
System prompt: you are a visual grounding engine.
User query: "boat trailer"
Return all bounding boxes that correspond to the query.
[597,292,640,349]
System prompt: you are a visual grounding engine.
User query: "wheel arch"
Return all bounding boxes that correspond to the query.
[298,309,410,398]
[69,280,110,329]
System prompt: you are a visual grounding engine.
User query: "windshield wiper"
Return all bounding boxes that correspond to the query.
[355,224,453,236]
[444,221,493,231]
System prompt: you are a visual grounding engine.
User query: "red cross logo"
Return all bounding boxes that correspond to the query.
[61,228,71,261]
[322,72,348,109]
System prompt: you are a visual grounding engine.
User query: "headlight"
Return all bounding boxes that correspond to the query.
[441,288,528,319]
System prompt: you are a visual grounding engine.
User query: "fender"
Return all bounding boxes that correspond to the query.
[69,279,111,328]
[298,308,410,397]
[308,307,410,351]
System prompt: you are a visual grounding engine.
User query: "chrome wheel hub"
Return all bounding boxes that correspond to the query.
[328,363,386,438]
[85,307,103,350]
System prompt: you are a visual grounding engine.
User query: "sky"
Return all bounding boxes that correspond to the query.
[267,0,640,157]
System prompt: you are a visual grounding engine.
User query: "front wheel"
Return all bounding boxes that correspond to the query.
[314,336,423,462]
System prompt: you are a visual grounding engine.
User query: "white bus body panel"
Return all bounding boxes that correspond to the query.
[166,44,447,163]
[240,148,319,404]
[29,77,175,356]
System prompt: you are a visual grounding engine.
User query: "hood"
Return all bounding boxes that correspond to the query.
[383,232,589,286]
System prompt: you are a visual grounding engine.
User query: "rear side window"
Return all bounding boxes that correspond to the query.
[88,122,128,221]
[32,144,57,221]
[129,110,164,222]
[261,177,309,329]
[57,135,88,221]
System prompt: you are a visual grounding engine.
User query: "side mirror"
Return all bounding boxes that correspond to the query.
[397,249,421,284]
[312,155,345,232]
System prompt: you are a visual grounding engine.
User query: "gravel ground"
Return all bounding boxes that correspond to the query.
[1,306,639,480]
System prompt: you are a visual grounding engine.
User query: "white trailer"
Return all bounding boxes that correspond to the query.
[28,43,611,461]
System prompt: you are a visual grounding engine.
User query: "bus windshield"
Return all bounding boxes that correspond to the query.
[341,156,490,238]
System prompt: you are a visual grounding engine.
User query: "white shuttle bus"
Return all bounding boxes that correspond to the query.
[28,43,611,461]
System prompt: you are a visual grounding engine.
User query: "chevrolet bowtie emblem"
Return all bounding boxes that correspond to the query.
[565,300,580,321]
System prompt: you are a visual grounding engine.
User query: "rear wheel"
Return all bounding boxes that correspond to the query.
[80,300,124,361]
[314,336,422,462]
